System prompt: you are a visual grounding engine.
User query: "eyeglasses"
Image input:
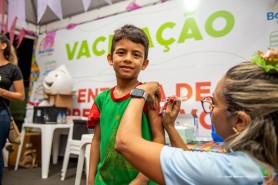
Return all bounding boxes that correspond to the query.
[201,96,227,113]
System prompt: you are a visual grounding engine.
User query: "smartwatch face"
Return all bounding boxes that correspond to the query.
[132,89,145,97]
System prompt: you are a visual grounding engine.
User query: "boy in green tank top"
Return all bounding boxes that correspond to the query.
[87,24,165,185]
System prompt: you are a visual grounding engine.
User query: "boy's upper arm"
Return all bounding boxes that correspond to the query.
[147,104,165,143]
[93,120,101,142]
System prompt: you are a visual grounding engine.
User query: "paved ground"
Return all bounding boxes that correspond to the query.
[3,157,86,185]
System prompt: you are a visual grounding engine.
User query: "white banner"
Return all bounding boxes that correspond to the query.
[29,0,278,136]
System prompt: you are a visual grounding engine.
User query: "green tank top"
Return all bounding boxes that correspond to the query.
[94,88,157,185]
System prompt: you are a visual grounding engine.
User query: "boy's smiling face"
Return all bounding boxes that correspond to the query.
[107,39,149,80]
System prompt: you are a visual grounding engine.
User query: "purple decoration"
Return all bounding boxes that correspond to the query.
[43,31,56,50]
[82,0,91,12]
[126,2,142,11]
[37,0,63,23]
[66,23,78,30]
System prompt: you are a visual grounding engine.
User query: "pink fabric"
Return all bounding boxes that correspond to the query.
[9,17,17,44]
[3,15,8,34]
[0,0,5,32]
[16,29,26,48]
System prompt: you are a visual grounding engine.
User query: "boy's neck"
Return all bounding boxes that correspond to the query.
[114,79,140,98]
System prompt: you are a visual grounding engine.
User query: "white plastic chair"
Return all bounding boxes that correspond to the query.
[2,141,9,167]
[75,134,93,185]
[60,116,87,181]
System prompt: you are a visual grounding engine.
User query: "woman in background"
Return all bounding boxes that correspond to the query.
[0,34,25,185]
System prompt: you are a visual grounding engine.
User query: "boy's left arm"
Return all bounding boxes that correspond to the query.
[147,100,165,144]
[131,102,165,185]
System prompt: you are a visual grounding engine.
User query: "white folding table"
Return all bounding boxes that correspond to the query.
[14,123,71,179]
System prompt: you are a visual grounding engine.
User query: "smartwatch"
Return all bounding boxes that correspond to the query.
[130,88,147,101]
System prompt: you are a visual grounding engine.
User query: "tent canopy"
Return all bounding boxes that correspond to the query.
[22,0,159,34]
[26,0,123,25]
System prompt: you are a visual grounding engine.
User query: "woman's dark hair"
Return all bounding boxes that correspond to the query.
[0,34,18,65]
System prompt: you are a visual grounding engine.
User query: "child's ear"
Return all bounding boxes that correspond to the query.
[107,54,113,66]
[232,111,251,132]
[141,59,149,70]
